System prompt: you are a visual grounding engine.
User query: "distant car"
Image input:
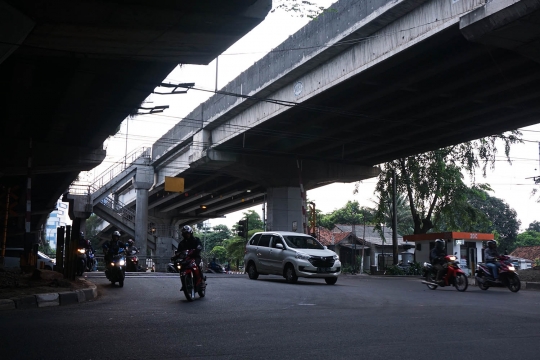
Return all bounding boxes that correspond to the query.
[244,231,341,285]
[4,248,56,270]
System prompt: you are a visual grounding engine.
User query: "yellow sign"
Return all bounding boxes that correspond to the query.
[164,177,184,193]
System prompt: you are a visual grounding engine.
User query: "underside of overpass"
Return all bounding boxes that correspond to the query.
[131,0,540,228]
[0,0,271,247]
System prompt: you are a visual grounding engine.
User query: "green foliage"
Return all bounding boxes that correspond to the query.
[386,262,422,276]
[210,245,227,261]
[223,237,247,264]
[528,221,540,232]
[198,224,231,254]
[372,132,521,235]
[515,230,540,248]
[38,240,55,256]
[85,213,103,249]
[318,201,364,230]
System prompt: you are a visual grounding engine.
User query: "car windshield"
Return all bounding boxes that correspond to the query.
[283,236,324,250]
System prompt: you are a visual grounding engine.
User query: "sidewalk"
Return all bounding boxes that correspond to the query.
[0,269,98,310]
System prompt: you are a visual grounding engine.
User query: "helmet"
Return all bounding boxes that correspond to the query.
[435,239,445,250]
[487,240,497,249]
[112,231,121,240]
[181,225,193,235]
[127,239,134,246]
[80,231,85,238]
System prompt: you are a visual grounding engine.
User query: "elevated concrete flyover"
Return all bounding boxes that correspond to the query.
[0,0,271,251]
[93,0,540,256]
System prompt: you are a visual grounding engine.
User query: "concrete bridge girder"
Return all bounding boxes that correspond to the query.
[206,0,485,149]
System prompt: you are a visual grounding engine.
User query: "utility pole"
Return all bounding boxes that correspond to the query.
[392,170,398,265]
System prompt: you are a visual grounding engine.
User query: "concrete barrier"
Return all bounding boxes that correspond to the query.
[36,293,60,308]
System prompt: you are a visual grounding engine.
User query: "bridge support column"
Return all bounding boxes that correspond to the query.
[134,165,154,257]
[266,187,304,233]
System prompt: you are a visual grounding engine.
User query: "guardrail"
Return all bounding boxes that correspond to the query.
[92,147,151,190]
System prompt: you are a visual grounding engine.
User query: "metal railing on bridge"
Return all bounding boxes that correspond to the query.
[92,147,151,190]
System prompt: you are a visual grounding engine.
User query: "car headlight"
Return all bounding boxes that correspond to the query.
[295,252,311,260]
[508,265,515,271]
[119,260,125,266]
[333,254,339,261]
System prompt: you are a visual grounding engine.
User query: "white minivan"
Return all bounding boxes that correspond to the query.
[4,248,56,270]
[244,231,341,285]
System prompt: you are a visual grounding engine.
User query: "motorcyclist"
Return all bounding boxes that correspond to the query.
[430,239,447,285]
[102,231,126,270]
[485,240,501,283]
[173,225,204,289]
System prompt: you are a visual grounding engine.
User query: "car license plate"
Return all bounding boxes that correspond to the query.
[317,267,331,273]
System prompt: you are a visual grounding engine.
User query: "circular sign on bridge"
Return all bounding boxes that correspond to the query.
[294,81,303,96]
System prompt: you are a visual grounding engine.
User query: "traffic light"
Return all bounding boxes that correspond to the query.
[237,219,247,238]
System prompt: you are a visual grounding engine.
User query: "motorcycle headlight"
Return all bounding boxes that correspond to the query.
[110,262,115,266]
[295,252,311,260]
[119,260,125,266]
[77,248,86,254]
[176,265,181,270]
[508,265,515,271]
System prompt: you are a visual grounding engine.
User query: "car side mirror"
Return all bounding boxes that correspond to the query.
[323,246,327,250]
[276,243,284,250]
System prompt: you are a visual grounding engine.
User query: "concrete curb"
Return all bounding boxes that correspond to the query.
[0,281,98,310]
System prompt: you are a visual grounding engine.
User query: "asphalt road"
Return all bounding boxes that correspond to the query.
[1,273,540,360]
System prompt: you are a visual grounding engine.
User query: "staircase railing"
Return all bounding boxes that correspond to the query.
[92,147,151,190]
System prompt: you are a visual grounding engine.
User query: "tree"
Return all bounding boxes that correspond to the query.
[85,214,103,249]
[210,245,227,262]
[233,210,264,234]
[370,133,521,235]
[272,0,329,19]
[528,221,540,232]
[466,188,520,253]
[515,230,540,248]
[200,224,231,254]
[318,201,363,230]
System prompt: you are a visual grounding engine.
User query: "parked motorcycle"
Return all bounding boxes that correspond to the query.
[105,248,126,287]
[206,262,226,274]
[422,254,468,292]
[86,248,96,272]
[475,255,521,292]
[172,249,206,301]
[76,248,87,276]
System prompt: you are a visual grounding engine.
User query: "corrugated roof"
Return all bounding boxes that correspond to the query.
[333,224,408,246]
[510,246,540,261]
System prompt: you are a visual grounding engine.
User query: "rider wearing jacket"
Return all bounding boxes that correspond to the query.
[102,231,126,269]
[430,239,447,284]
[485,240,501,282]
[173,225,204,287]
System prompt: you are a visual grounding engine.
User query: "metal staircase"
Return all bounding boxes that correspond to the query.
[68,147,176,250]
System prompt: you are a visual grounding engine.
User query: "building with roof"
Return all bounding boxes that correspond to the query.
[315,224,414,271]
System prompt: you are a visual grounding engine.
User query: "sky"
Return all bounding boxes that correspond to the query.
[81,1,540,233]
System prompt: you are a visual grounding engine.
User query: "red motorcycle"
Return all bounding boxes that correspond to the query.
[475,255,520,292]
[422,255,468,291]
[172,249,206,301]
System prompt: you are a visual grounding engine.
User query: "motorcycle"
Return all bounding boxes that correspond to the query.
[105,248,126,287]
[206,262,226,274]
[172,249,206,301]
[422,254,468,292]
[475,255,521,292]
[76,248,87,276]
[86,248,96,272]
[126,246,142,272]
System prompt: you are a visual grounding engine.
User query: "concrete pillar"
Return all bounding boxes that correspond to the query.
[133,165,153,257]
[266,187,304,233]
